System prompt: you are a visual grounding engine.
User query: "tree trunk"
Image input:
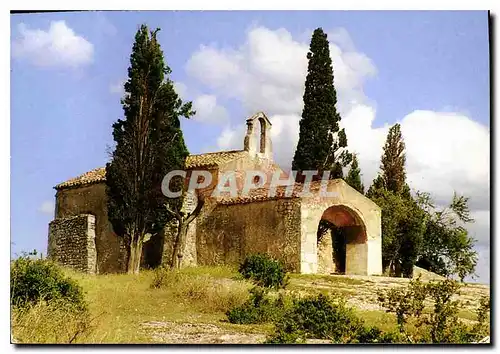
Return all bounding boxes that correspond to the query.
[127,238,144,274]
[166,194,205,270]
[127,242,136,274]
[171,222,188,269]
[134,240,143,274]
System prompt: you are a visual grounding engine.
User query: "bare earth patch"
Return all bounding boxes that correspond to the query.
[141,321,267,344]
[290,273,489,314]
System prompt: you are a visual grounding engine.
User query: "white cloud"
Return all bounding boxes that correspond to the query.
[217,126,240,150]
[12,21,94,68]
[342,107,490,207]
[192,94,228,124]
[185,26,490,282]
[38,200,54,215]
[186,26,376,117]
[109,79,126,95]
[326,28,356,52]
[173,81,188,99]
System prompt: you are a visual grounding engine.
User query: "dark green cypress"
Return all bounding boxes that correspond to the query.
[292,28,351,181]
[345,154,364,194]
[105,25,194,274]
[380,123,406,194]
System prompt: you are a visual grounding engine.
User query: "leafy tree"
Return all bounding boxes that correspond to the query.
[380,123,406,194]
[366,174,384,198]
[367,185,425,276]
[292,27,352,181]
[106,25,194,274]
[345,153,364,194]
[416,192,478,281]
[366,124,428,277]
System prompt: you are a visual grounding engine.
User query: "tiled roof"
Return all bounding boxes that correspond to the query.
[55,167,107,190]
[217,180,343,205]
[217,183,303,205]
[54,150,248,190]
[185,150,247,169]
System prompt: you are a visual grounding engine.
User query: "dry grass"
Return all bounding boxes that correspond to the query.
[11,265,490,344]
[355,310,399,333]
[41,266,253,343]
[151,267,251,313]
[11,301,94,344]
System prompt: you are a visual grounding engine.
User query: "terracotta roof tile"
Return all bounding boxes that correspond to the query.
[185,150,247,169]
[55,150,248,190]
[55,167,107,190]
[217,183,302,205]
[216,180,343,205]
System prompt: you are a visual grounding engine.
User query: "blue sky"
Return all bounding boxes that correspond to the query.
[10,11,490,282]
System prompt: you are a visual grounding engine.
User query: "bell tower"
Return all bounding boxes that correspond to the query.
[243,112,273,159]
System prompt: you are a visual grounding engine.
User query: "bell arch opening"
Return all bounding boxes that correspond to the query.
[258,117,267,154]
[316,204,367,275]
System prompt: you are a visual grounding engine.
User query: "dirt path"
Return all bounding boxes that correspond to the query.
[141,321,267,344]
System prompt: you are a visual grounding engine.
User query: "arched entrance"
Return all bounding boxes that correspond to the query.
[317,205,367,275]
[298,179,382,275]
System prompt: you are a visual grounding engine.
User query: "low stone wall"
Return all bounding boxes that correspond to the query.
[48,214,97,274]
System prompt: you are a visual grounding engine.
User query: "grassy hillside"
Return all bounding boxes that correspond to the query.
[11,266,489,344]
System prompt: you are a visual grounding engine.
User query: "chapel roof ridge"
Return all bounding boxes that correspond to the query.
[54,149,249,190]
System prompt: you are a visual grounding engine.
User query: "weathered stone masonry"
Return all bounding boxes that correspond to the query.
[53,181,126,274]
[48,214,97,274]
[195,198,302,271]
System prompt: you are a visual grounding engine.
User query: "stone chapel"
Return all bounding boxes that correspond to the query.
[47,112,382,276]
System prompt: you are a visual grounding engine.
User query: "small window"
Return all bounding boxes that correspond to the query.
[253,175,261,184]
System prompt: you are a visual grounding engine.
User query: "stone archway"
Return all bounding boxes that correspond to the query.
[299,180,382,276]
[316,205,367,275]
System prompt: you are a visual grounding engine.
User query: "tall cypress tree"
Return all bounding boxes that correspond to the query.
[380,123,406,194]
[345,154,364,194]
[292,28,351,181]
[106,25,194,274]
[366,124,424,277]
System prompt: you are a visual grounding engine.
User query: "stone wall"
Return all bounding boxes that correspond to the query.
[196,198,302,271]
[48,214,97,273]
[55,182,125,273]
[160,188,201,269]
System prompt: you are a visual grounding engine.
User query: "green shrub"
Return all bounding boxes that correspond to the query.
[352,326,406,344]
[266,293,362,343]
[378,276,491,343]
[10,254,86,311]
[265,293,402,344]
[238,254,288,289]
[471,296,490,340]
[226,287,290,324]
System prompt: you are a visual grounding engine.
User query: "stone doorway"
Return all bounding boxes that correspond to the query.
[316,205,367,275]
